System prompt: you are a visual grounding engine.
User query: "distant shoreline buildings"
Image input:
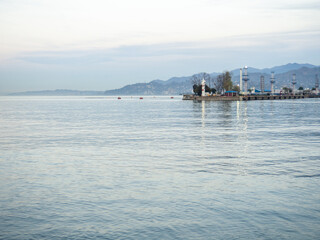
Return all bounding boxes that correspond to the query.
[184,66,320,101]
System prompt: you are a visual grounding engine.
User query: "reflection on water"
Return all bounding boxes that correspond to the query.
[201,100,205,128]
[0,97,320,240]
[236,101,249,166]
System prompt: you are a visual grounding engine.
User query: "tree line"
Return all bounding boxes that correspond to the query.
[191,71,239,96]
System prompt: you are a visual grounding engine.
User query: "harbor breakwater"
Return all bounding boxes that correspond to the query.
[183,94,320,101]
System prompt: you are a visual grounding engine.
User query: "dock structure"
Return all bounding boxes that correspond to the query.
[184,65,320,101]
[182,94,319,101]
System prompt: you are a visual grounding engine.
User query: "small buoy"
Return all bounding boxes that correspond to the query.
[171,97,174,99]
[118,97,121,100]
[140,97,143,100]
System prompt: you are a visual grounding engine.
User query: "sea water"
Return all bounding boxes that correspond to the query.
[0,96,319,239]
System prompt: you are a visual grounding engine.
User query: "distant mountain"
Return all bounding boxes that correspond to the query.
[104,63,319,95]
[9,89,105,96]
[230,63,317,75]
[104,80,192,96]
[8,63,319,96]
[149,76,191,85]
[260,63,317,74]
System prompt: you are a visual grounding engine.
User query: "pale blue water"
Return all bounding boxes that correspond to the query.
[0,96,320,239]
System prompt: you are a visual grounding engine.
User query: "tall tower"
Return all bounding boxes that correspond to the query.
[239,68,243,93]
[243,66,249,95]
[201,79,206,97]
[315,74,319,94]
[292,74,297,95]
[260,76,265,94]
[270,72,275,95]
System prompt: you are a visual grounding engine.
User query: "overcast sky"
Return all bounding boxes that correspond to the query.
[0,0,319,93]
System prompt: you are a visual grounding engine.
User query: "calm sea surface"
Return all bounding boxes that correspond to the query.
[0,96,320,239]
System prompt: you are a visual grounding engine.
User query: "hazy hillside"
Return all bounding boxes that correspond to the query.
[104,63,320,95]
[8,63,319,96]
[104,80,192,96]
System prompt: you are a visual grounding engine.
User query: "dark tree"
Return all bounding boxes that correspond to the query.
[193,84,215,96]
[215,71,233,93]
[223,71,233,91]
[190,72,212,87]
[282,87,292,94]
[215,74,224,94]
[191,71,231,95]
[191,72,215,95]
[193,84,202,96]
[232,85,240,92]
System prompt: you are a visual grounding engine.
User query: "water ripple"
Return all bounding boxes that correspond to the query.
[1,97,320,239]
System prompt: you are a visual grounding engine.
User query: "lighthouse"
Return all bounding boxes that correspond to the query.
[201,79,206,97]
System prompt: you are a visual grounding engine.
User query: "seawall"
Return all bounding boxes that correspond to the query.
[183,94,320,101]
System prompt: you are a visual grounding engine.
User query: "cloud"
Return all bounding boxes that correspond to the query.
[18,50,114,65]
[1,0,320,62]
[1,0,319,93]
[275,1,320,10]
[15,30,320,66]
[1,29,319,93]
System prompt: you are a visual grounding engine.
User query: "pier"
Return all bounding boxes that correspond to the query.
[185,66,320,101]
[182,94,319,101]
